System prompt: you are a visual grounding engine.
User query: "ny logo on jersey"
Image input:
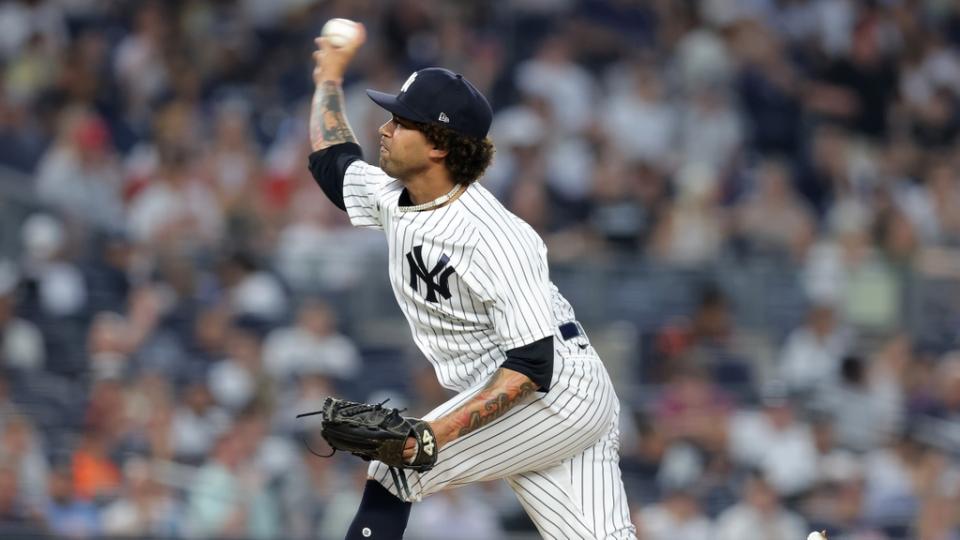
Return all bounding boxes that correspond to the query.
[406,245,455,302]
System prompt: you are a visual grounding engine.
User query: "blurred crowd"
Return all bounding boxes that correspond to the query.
[2,0,960,538]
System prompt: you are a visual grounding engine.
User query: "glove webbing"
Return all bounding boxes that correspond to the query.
[295,399,404,459]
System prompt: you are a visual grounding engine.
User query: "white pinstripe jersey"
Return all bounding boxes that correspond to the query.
[343,160,577,392]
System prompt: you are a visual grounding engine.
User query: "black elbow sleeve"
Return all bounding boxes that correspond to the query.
[501,336,554,392]
[307,142,363,211]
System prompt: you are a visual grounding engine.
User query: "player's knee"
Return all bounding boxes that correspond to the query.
[345,479,412,540]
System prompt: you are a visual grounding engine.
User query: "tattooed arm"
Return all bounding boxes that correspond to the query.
[403,368,538,459]
[309,81,357,151]
[309,27,366,151]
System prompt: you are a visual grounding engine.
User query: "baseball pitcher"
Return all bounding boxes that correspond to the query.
[304,21,636,540]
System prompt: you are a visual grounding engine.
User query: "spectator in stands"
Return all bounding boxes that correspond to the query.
[898,160,960,248]
[45,465,100,538]
[282,438,343,539]
[171,381,231,465]
[862,431,935,531]
[817,352,904,452]
[112,2,170,124]
[678,84,743,172]
[651,162,728,266]
[620,413,668,505]
[70,427,122,503]
[634,485,713,540]
[0,260,44,372]
[119,284,176,377]
[794,124,851,219]
[714,471,807,540]
[505,166,551,235]
[0,0,66,67]
[184,415,279,539]
[779,303,852,393]
[728,383,818,497]
[915,491,960,540]
[208,325,271,412]
[732,21,803,157]
[117,373,176,460]
[0,463,45,536]
[485,105,549,201]
[276,371,336,440]
[19,213,88,321]
[0,85,48,172]
[907,86,960,150]
[515,36,598,217]
[0,374,19,434]
[85,311,132,379]
[35,107,125,232]
[651,284,760,393]
[101,456,182,537]
[218,250,288,325]
[187,304,233,367]
[82,232,133,315]
[5,26,59,102]
[273,180,383,292]
[872,190,919,266]
[515,34,596,136]
[913,353,960,451]
[899,38,960,117]
[0,415,48,515]
[263,299,360,384]
[601,57,677,165]
[200,99,263,226]
[654,365,731,453]
[806,17,898,140]
[588,153,670,254]
[126,145,223,252]
[809,413,859,488]
[801,453,877,538]
[735,158,816,262]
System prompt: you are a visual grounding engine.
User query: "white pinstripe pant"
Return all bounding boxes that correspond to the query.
[369,348,637,539]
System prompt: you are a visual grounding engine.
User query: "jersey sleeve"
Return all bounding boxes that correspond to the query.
[308,143,363,211]
[463,234,556,351]
[342,160,397,230]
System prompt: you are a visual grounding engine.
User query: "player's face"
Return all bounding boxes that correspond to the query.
[378,115,432,180]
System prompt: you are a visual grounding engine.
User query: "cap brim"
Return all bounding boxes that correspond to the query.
[365,90,430,124]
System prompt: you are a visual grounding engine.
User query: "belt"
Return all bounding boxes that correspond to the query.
[558,321,583,341]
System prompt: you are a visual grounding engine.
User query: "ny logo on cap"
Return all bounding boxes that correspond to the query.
[400,72,418,94]
[438,112,450,123]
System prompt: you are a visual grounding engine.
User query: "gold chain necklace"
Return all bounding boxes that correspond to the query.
[397,183,463,213]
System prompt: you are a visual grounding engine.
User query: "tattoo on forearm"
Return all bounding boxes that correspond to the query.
[451,369,538,438]
[310,81,357,150]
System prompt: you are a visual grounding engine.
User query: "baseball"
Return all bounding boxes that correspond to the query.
[807,532,827,540]
[321,18,359,48]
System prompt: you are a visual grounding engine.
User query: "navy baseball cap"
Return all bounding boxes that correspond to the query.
[366,68,493,139]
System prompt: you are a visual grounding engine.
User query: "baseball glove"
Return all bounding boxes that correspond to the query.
[298,397,438,472]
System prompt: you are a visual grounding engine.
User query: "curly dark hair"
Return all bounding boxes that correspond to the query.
[415,121,495,186]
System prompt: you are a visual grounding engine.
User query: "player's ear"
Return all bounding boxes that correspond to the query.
[427,146,448,160]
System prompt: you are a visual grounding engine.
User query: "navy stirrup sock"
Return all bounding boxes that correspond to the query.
[345,479,412,539]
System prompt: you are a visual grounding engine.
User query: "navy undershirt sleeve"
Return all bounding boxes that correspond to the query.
[501,336,554,392]
[307,142,363,212]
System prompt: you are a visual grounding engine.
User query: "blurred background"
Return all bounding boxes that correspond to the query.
[1,0,960,539]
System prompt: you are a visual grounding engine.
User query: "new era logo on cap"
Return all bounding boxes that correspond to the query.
[366,68,492,139]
